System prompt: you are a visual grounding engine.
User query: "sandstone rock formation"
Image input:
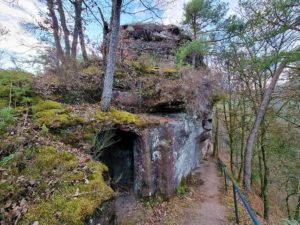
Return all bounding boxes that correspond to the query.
[118,23,190,65]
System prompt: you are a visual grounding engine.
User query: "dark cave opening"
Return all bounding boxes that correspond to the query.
[94,130,137,191]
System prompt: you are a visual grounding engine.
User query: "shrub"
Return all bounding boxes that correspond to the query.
[176,40,210,67]
[0,70,35,108]
[0,108,17,131]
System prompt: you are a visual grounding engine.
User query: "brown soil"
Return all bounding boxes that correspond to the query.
[114,159,230,225]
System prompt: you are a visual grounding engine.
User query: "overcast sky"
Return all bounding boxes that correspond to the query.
[0,0,239,70]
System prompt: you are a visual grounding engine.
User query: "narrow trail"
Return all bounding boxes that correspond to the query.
[162,159,229,225]
[115,159,230,225]
[192,160,229,225]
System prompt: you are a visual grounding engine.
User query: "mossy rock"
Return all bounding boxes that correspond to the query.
[161,68,177,76]
[0,146,114,225]
[95,108,142,127]
[32,100,86,128]
[144,66,160,74]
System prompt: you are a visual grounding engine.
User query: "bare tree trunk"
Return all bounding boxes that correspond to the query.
[78,16,88,63]
[57,0,71,59]
[258,145,264,197]
[238,96,246,182]
[73,0,88,63]
[100,0,122,112]
[71,0,80,59]
[71,29,79,59]
[47,0,65,63]
[98,7,109,69]
[244,62,286,193]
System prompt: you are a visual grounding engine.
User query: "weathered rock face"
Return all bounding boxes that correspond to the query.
[131,113,212,198]
[118,23,190,64]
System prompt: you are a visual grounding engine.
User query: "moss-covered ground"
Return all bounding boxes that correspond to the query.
[0,146,113,225]
[0,69,162,224]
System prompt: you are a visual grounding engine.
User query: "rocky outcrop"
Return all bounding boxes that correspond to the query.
[89,109,213,200]
[130,113,212,198]
[118,23,190,64]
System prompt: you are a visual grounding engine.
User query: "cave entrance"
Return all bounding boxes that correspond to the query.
[94,129,137,191]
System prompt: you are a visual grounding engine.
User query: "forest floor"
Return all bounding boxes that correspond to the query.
[114,159,230,225]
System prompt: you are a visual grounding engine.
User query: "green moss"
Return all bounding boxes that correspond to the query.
[1,145,114,225]
[144,66,160,74]
[95,108,142,126]
[32,100,63,113]
[161,68,177,75]
[32,100,86,128]
[110,108,142,126]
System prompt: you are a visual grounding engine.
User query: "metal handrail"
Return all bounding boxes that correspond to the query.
[219,160,261,225]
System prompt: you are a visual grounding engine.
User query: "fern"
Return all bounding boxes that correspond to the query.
[92,130,119,159]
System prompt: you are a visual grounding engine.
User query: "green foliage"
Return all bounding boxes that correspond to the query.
[0,107,17,131]
[183,0,228,37]
[176,178,188,195]
[0,70,35,108]
[224,15,246,35]
[41,124,49,134]
[92,130,117,160]
[176,40,210,66]
[0,154,15,167]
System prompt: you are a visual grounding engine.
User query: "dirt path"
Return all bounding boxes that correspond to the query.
[115,159,229,225]
[192,160,229,225]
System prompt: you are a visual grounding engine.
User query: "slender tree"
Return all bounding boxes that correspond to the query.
[57,0,71,59]
[100,0,122,112]
[182,0,227,68]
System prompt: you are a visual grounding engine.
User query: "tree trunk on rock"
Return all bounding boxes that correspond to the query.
[100,0,122,112]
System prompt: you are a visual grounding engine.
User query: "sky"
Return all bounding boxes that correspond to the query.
[0,0,239,71]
